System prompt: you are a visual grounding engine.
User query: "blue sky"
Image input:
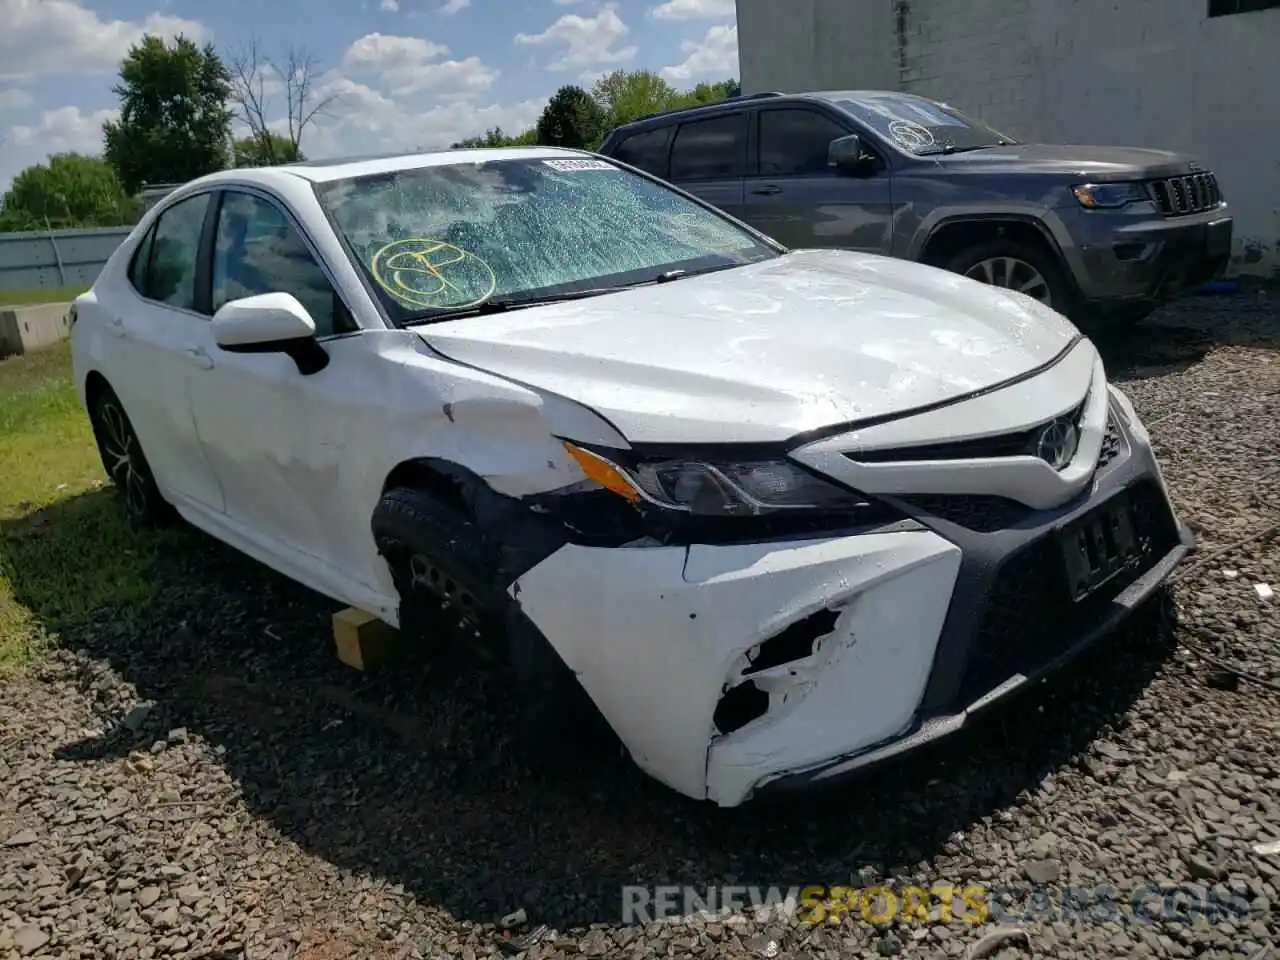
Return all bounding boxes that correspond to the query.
[0,0,740,190]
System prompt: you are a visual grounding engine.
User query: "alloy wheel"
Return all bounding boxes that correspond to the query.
[407,550,490,650]
[964,256,1053,306]
[97,400,150,519]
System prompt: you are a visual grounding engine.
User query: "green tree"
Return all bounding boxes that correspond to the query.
[535,85,605,150]
[681,78,741,105]
[451,126,537,148]
[103,34,234,193]
[591,69,683,129]
[233,132,304,167]
[0,153,139,231]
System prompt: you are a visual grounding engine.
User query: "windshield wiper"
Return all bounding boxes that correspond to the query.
[402,268,700,325]
[920,140,1012,156]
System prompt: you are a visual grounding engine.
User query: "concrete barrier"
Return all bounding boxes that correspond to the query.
[0,302,72,359]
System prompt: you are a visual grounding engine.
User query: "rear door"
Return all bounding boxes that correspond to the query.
[106,190,226,511]
[665,112,748,220]
[744,105,895,253]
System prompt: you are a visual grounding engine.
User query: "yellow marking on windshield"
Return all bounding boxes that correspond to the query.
[369,238,497,309]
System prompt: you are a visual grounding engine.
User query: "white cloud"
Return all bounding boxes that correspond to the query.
[380,0,400,10]
[1,104,118,191]
[341,33,497,98]
[660,23,737,81]
[305,77,546,156]
[514,6,637,71]
[648,0,734,20]
[0,0,209,82]
[0,88,34,111]
[438,0,471,12]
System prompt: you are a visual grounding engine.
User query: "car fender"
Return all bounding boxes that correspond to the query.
[908,207,1074,265]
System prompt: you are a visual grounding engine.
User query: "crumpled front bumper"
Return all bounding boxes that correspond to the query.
[510,527,964,806]
[510,388,1189,808]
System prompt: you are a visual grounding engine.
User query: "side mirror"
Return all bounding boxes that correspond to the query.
[212,292,329,375]
[828,134,877,177]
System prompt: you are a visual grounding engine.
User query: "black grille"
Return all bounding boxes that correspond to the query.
[955,480,1178,704]
[897,494,1033,533]
[1098,414,1123,469]
[1147,172,1221,216]
[848,401,1086,466]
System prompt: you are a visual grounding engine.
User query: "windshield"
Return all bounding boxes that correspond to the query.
[314,156,779,324]
[834,92,1017,156]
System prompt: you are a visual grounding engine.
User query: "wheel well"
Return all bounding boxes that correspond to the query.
[381,458,473,513]
[920,218,1060,269]
[84,370,110,413]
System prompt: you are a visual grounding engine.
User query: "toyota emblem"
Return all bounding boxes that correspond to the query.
[1035,418,1079,469]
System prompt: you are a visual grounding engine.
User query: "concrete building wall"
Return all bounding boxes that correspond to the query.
[735,0,1280,277]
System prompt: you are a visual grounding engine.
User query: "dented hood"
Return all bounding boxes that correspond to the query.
[416,249,1082,445]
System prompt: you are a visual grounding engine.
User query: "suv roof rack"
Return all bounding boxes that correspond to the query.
[630,90,786,125]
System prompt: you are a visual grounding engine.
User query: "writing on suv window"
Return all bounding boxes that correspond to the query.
[835,92,1016,156]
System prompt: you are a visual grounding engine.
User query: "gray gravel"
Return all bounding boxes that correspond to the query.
[2,287,1278,960]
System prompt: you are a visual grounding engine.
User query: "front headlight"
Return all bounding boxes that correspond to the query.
[1072,181,1152,210]
[561,441,867,517]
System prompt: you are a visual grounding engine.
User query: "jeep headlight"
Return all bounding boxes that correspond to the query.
[1072,181,1152,210]
[561,441,866,516]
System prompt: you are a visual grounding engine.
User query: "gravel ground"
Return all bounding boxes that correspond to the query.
[2,287,1279,960]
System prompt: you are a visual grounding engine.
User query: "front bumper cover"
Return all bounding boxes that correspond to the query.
[510,390,1188,807]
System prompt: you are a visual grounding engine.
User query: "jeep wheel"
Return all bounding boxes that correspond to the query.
[371,485,616,770]
[89,385,173,528]
[945,238,1075,315]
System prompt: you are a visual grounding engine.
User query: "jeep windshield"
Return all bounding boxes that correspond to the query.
[314,155,781,325]
[830,92,1017,156]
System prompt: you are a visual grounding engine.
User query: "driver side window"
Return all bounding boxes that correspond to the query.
[758,108,855,177]
[211,191,355,338]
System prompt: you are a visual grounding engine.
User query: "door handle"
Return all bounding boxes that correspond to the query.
[750,185,782,196]
[108,317,127,338]
[183,346,214,370]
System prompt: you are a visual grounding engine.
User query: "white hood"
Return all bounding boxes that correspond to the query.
[418,249,1082,445]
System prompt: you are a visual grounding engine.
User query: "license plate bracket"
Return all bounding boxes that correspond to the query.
[1058,492,1142,601]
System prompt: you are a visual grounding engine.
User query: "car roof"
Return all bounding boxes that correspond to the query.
[182,145,599,188]
[605,89,919,136]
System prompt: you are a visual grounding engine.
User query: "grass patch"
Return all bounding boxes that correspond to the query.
[0,285,88,307]
[0,340,175,672]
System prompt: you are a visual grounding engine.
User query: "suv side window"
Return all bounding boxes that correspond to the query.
[135,192,212,311]
[612,127,672,177]
[668,113,746,182]
[758,108,850,176]
[211,190,355,338]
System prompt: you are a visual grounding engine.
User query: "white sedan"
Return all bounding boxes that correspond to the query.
[70,146,1193,807]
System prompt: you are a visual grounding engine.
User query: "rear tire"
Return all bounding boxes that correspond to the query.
[371,485,616,771]
[88,384,174,528]
[944,237,1077,318]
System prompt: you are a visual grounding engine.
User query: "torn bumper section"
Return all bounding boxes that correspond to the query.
[508,529,963,807]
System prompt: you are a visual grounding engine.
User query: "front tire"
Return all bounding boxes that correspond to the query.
[371,485,615,770]
[88,385,172,528]
[944,238,1077,317]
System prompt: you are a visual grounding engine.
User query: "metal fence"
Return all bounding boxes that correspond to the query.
[0,226,133,293]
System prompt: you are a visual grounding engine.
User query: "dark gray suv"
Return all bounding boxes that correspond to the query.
[598,90,1233,326]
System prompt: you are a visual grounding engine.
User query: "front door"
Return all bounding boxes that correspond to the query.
[666,111,748,221]
[742,106,895,253]
[182,187,364,568]
[107,190,226,512]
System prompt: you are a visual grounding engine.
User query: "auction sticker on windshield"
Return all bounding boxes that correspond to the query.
[543,158,615,172]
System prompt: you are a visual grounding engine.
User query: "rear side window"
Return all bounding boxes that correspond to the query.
[669,113,746,182]
[130,192,213,312]
[612,127,672,177]
[127,226,156,292]
[758,108,850,176]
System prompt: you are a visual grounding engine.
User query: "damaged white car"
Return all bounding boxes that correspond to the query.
[70,146,1193,807]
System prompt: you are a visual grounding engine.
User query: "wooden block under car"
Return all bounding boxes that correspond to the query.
[332,607,412,670]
